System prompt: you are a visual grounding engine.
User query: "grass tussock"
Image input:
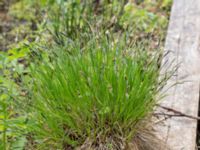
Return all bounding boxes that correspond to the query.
[25,32,168,150]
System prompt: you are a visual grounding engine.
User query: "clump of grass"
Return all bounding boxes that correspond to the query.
[25,32,168,149]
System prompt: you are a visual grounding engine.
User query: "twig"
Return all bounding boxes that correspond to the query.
[155,104,200,120]
[154,112,188,118]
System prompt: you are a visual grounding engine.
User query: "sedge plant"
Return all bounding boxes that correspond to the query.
[25,32,169,149]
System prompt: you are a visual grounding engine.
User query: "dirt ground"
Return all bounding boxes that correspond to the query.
[0,0,29,51]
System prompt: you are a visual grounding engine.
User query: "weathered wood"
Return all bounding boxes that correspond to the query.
[156,0,200,149]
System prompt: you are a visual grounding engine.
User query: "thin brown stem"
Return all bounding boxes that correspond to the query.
[156,104,200,120]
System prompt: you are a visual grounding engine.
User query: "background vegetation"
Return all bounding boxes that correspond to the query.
[0,0,172,149]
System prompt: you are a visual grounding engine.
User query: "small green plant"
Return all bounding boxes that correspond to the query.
[120,2,168,33]
[26,32,168,149]
[0,46,30,150]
